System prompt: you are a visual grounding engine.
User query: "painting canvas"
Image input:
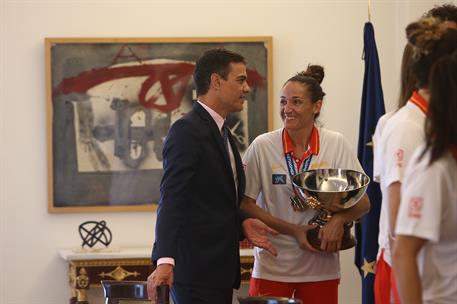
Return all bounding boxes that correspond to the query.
[46,37,272,213]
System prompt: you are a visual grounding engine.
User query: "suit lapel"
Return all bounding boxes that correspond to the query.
[192,102,246,205]
[193,102,233,174]
[227,130,246,204]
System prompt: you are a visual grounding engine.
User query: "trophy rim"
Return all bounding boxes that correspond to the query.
[292,168,370,194]
[238,296,302,303]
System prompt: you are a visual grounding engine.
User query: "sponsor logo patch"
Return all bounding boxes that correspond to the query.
[395,149,404,168]
[272,174,287,185]
[408,196,423,219]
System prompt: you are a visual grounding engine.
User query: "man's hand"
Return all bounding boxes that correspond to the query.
[292,224,319,252]
[242,218,278,256]
[318,215,345,252]
[147,264,174,304]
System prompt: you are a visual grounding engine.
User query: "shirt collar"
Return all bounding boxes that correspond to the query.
[409,91,428,114]
[282,126,320,156]
[197,100,225,131]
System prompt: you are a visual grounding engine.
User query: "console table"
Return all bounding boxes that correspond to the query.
[59,247,254,304]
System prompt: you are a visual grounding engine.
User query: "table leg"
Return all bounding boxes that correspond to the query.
[75,267,90,304]
[69,264,78,304]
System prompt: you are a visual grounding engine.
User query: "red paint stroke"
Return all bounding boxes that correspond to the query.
[53,62,265,113]
[137,64,193,112]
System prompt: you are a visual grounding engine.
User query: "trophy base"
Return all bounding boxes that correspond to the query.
[307,224,356,251]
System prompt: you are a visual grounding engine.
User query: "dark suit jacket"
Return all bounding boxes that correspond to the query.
[152,102,246,289]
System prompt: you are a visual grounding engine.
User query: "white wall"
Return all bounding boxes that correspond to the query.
[0,1,446,303]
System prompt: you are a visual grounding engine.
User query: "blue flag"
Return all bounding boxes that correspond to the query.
[355,22,385,304]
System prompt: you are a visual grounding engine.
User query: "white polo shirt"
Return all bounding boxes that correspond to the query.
[373,111,394,263]
[373,111,394,183]
[396,146,457,304]
[243,126,363,282]
[376,91,427,265]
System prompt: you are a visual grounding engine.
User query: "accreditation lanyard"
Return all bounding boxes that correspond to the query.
[285,152,313,197]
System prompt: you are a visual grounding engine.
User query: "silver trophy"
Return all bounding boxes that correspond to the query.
[291,169,370,250]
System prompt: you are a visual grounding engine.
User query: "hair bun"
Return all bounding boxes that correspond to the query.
[297,64,325,84]
[406,17,447,58]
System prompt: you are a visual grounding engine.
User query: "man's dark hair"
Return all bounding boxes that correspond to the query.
[193,48,246,96]
[424,3,457,23]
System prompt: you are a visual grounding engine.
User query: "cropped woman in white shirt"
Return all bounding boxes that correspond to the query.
[393,51,457,304]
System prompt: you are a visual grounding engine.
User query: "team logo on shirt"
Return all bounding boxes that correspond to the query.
[271,164,282,170]
[395,149,404,168]
[408,196,423,219]
[310,162,329,169]
[272,174,287,184]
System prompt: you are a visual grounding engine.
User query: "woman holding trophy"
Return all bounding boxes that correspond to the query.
[240,65,370,303]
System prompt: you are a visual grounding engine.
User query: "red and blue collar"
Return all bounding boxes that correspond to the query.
[282,126,320,160]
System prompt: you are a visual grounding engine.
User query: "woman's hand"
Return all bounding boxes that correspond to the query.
[292,224,319,252]
[318,215,345,252]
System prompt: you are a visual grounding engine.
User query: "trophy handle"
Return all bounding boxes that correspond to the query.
[290,196,307,211]
[309,208,331,226]
[290,196,322,212]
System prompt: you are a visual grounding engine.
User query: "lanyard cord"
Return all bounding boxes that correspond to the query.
[285,152,313,196]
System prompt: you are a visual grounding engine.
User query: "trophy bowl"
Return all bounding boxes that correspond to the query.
[291,169,370,251]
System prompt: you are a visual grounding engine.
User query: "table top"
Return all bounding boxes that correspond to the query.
[59,247,253,261]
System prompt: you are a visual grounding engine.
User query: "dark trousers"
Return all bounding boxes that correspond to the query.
[171,283,233,304]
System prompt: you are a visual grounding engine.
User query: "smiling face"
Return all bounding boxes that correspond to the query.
[217,62,251,114]
[280,81,322,131]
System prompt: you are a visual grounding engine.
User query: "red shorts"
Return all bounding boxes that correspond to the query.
[249,277,339,304]
[374,249,401,304]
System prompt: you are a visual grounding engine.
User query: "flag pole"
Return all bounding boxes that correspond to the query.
[368,0,372,22]
[355,20,385,304]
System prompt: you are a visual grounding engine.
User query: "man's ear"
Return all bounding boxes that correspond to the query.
[210,73,221,90]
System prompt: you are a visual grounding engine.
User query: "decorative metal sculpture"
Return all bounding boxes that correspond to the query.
[78,220,112,248]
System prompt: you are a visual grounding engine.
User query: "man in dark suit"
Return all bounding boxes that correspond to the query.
[147,48,277,304]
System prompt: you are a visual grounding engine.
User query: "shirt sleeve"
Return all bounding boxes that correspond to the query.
[334,133,364,173]
[157,257,175,266]
[373,113,392,182]
[243,138,262,200]
[395,148,442,243]
[382,122,424,187]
